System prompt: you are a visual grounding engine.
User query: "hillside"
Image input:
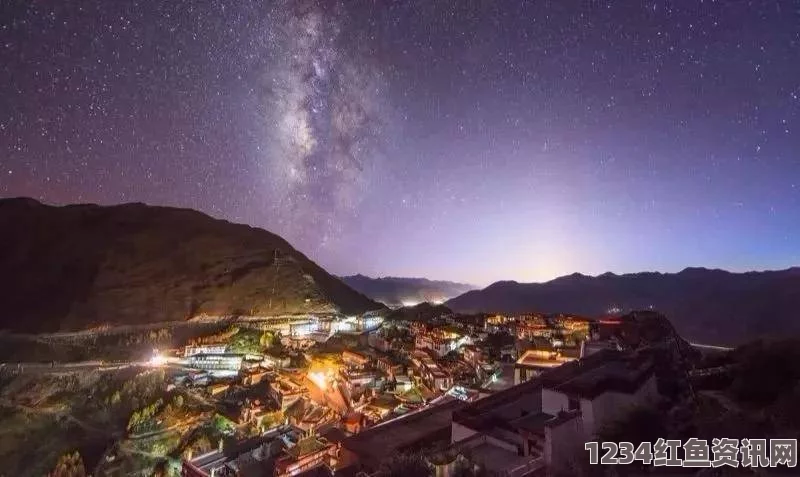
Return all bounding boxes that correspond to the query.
[446,268,800,345]
[385,302,453,323]
[0,198,381,333]
[340,274,475,306]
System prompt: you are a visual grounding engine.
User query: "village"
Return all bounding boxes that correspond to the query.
[132,307,657,477]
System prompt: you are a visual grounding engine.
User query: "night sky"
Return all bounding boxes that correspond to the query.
[2,1,799,285]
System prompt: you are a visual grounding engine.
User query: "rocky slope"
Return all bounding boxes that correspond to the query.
[0,198,381,332]
[446,268,800,345]
[339,274,475,306]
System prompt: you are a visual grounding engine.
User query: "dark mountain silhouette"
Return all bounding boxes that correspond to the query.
[446,268,800,345]
[386,302,454,323]
[0,198,381,333]
[339,274,475,306]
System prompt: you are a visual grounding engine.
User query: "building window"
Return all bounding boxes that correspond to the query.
[568,397,580,411]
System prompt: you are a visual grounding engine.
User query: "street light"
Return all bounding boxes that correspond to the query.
[149,350,167,367]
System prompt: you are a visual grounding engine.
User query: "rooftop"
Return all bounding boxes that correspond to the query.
[470,442,531,473]
[343,398,466,467]
[371,394,399,410]
[286,436,331,459]
[272,378,304,394]
[549,355,654,399]
[430,432,535,474]
[515,350,568,369]
[509,412,555,435]
[453,349,622,428]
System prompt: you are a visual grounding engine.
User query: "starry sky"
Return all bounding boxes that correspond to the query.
[1,0,799,286]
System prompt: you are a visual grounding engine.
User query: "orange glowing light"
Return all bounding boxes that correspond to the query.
[308,371,330,390]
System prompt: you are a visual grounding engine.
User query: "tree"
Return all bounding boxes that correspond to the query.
[485,330,514,350]
[597,406,668,445]
[729,339,800,406]
[229,329,263,354]
[49,451,86,477]
[127,410,140,431]
[442,350,460,362]
[183,435,213,459]
[450,458,490,477]
[260,331,275,348]
[109,390,122,405]
[377,452,431,477]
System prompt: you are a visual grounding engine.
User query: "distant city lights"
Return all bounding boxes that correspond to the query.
[401,298,447,307]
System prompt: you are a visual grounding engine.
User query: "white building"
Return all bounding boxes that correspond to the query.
[446,350,659,476]
[415,333,457,357]
[540,357,659,438]
[184,344,227,357]
[186,353,244,372]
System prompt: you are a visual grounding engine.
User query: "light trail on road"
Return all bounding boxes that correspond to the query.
[690,342,734,352]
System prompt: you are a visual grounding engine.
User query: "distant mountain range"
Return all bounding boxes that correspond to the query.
[0,198,381,333]
[4,197,797,346]
[446,268,800,345]
[339,274,475,307]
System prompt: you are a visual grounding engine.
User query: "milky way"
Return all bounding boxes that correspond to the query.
[1,1,799,284]
[261,0,387,247]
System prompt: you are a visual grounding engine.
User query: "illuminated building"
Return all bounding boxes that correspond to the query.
[242,368,270,386]
[208,383,230,397]
[515,320,550,340]
[287,399,337,432]
[274,435,339,477]
[414,329,461,358]
[183,344,227,357]
[484,314,508,332]
[186,353,243,372]
[514,349,575,385]
[342,350,370,368]
[410,350,453,391]
[393,374,413,392]
[447,350,658,476]
[367,332,391,352]
[375,356,402,376]
[332,320,355,333]
[357,314,383,331]
[262,354,291,369]
[181,426,296,477]
[446,386,490,402]
[290,320,319,337]
[270,374,308,410]
[553,314,592,335]
[340,369,379,395]
[344,412,365,434]
[460,345,487,367]
[253,315,327,335]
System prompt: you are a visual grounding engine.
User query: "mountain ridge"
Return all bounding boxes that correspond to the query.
[0,198,382,333]
[339,274,475,306]
[446,267,800,345]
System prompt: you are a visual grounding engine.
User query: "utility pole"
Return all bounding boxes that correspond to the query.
[269,249,280,310]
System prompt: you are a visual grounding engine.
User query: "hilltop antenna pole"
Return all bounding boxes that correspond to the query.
[269,249,280,311]
[670,327,697,403]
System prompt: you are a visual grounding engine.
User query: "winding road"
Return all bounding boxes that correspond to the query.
[0,360,149,375]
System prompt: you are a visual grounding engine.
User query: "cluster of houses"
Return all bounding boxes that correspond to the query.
[338,312,670,477]
[179,310,673,477]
